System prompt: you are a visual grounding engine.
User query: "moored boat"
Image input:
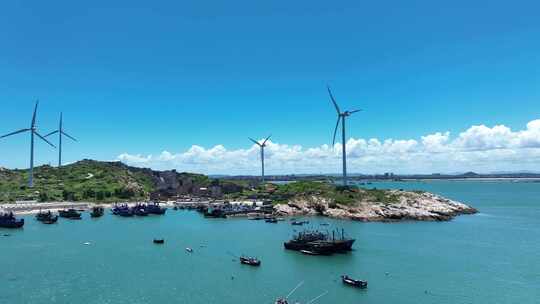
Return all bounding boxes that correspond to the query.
[341,275,368,289]
[112,204,133,217]
[0,212,24,228]
[131,204,149,216]
[90,206,104,218]
[284,229,355,255]
[146,202,167,215]
[58,209,82,220]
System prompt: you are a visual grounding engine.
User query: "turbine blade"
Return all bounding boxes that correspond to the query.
[248,137,261,146]
[31,100,39,127]
[327,86,340,113]
[61,131,77,142]
[332,116,341,146]
[348,109,362,114]
[44,130,59,137]
[0,128,30,139]
[34,131,56,148]
[262,134,272,145]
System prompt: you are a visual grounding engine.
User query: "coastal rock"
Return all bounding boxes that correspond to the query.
[273,190,477,222]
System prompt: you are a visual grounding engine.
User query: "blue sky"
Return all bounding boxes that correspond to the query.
[0,0,539,174]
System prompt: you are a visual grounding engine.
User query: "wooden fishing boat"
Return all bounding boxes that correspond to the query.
[341,275,368,289]
[90,206,104,218]
[58,209,82,219]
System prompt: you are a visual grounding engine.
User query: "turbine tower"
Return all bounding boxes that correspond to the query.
[249,135,271,184]
[0,101,56,187]
[328,86,361,186]
[44,113,77,167]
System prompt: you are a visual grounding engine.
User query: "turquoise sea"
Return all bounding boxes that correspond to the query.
[1,180,539,304]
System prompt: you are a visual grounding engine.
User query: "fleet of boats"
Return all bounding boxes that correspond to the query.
[1,202,370,296]
[112,202,167,217]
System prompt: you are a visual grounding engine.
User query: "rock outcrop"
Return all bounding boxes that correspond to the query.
[273,189,477,222]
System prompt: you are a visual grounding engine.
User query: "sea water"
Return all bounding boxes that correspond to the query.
[1,180,538,304]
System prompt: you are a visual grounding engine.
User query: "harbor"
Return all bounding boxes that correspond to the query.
[0,180,537,303]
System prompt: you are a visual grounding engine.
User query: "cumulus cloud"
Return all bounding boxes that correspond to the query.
[117,119,540,174]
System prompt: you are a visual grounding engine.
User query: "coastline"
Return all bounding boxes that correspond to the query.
[1,190,477,222]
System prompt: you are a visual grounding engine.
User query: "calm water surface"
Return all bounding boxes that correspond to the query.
[1,180,539,304]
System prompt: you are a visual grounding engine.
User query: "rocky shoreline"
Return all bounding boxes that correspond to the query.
[273,190,477,222]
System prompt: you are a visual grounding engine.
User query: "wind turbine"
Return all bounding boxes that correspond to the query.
[44,113,77,167]
[0,101,56,187]
[328,86,361,186]
[249,135,271,184]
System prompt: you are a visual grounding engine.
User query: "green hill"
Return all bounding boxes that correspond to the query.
[0,159,212,202]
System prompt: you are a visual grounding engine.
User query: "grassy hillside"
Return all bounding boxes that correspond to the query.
[225,180,400,205]
[0,160,155,202]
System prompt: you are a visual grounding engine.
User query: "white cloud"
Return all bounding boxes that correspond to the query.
[117,119,540,175]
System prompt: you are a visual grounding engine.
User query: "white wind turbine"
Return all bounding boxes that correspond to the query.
[0,101,56,187]
[249,135,272,184]
[328,86,361,186]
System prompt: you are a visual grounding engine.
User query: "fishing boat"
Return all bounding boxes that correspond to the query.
[284,229,355,255]
[90,206,104,218]
[36,211,59,224]
[36,210,58,223]
[58,208,82,220]
[112,204,133,217]
[341,275,368,289]
[153,239,165,244]
[0,212,24,228]
[146,202,167,215]
[240,256,261,266]
[131,204,149,216]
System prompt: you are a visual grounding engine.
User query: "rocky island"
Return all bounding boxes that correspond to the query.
[273,188,477,222]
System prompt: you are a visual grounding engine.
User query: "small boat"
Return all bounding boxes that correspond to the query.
[265,218,278,223]
[0,212,24,228]
[112,204,133,217]
[186,247,193,253]
[341,275,368,289]
[36,210,58,224]
[153,239,165,244]
[132,205,148,216]
[320,223,329,226]
[300,250,320,256]
[146,202,167,215]
[240,256,261,266]
[90,206,104,218]
[58,209,82,220]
